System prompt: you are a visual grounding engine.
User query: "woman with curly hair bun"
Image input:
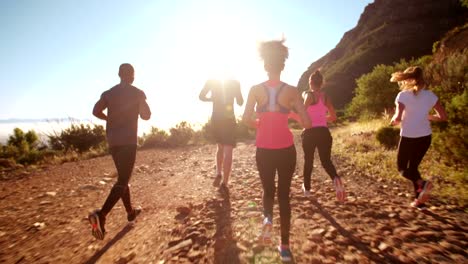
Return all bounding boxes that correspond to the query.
[390,66,447,210]
[242,39,311,262]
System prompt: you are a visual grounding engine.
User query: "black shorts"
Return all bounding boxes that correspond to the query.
[212,118,236,146]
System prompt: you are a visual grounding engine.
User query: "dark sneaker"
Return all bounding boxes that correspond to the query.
[277,244,293,262]
[218,183,230,196]
[127,206,142,222]
[333,177,346,202]
[410,200,427,211]
[417,181,433,204]
[88,210,106,240]
[258,217,272,244]
[213,174,222,187]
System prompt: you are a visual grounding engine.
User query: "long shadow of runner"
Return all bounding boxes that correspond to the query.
[84,224,134,264]
[309,198,403,264]
[213,188,242,264]
[422,210,467,232]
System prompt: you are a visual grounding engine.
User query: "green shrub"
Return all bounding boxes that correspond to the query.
[17,149,45,165]
[7,128,39,150]
[375,126,400,149]
[167,122,194,147]
[426,49,468,164]
[48,124,106,153]
[345,64,402,119]
[1,128,47,165]
[141,126,170,148]
[461,0,468,8]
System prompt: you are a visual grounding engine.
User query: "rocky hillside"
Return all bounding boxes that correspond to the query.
[297,0,467,108]
[433,23,468,63]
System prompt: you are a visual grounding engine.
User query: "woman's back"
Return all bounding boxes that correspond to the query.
[305,92,328,128]
[397,89,438,137]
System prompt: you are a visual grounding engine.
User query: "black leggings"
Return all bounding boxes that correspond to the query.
[256,145,296,245]
[101,145,137,216]
[397,135,431,198]
[302,127,338,191]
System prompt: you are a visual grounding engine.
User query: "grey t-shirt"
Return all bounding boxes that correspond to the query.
[100,83,147,146]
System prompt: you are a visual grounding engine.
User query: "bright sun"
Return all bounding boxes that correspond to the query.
[181,14,263,84]
[144,8,270,129]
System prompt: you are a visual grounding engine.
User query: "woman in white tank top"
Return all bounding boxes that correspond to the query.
[390,66,447,210]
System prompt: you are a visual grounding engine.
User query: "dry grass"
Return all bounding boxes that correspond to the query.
[332,119,467,207]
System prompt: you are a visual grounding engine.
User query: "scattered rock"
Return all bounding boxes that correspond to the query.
[378,242,389,251]
[33,222,46,230]
[115,252,136,264]
[165,239,193,254]
[46,191,57,197]
[176,206,192,215]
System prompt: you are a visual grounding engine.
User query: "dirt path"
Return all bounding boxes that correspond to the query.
[0,137,467,263]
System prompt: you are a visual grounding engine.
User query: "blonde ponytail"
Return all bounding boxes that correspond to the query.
[390,66,426,94]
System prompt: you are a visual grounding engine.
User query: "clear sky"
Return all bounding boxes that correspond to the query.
[0,0,373,129]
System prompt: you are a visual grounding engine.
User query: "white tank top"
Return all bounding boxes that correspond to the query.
[396,89,438,138]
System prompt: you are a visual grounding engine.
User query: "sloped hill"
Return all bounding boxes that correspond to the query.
[297,0,467,108]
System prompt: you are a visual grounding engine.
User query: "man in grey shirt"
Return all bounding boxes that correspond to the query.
[88,63,151,240]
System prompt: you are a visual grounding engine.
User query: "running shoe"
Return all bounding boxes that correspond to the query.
[277,244,293,262]
[218,183,229,195]
[213,174,222,187]
[258,217,272,244]
[88,209,106,240]
[302,183,311,197]
[417,180,433,204]
[127,206,142,222]
[333,177,346,202]
[410,199,428,211]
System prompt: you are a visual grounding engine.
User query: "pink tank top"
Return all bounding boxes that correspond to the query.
[256,83,294,149]
[306,93,328,128]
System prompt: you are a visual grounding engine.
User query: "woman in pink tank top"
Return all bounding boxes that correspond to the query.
[242,39,311,262]
[301,70,346,202]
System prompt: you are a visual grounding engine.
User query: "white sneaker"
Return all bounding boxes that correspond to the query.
[333,177,346,202]
[302,184,311,197]
[259,217,272,244]
[417,180,433,204]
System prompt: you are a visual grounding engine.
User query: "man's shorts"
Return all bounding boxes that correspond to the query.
[211,117,237,147]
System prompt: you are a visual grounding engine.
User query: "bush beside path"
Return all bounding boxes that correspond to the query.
[0,137,467,263]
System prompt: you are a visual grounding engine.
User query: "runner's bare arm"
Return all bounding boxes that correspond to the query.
[304,91,314,106]
[236,84,244,106]
[93,97,107,121]
[428,100,447,122]
[199,84,212,102]
[325,95,337,122]
[391,102,405,126]
[242,87,258,129]
[139,99,151,120]
[292,89,312,129]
